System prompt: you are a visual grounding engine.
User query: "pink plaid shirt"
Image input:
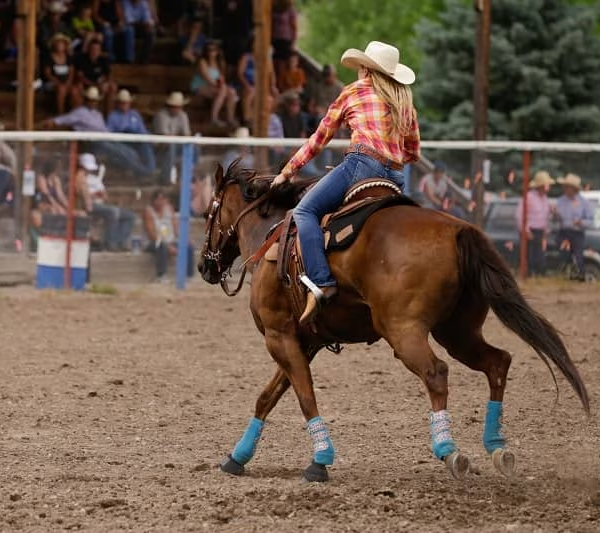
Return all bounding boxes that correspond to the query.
[281,77,420,179]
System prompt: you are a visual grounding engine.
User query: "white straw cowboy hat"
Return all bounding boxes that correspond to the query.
[530,170,555,188]
[165,91,189,107]
[84,86,101,101]
[48,1,67,13]
[341,41,416,85]
[116,89,133,103]
[232,127,251,138]
[557,173,582,189]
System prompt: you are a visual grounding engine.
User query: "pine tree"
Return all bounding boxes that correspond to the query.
[415,0,600,142]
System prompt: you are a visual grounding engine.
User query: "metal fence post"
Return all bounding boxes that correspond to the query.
[519,150,531,280]
[176,143,193,290]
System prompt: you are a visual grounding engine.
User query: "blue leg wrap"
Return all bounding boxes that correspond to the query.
[231,417,264,465]
[429,410,457,460]
[483,400,506,454]
[307,416,335,466]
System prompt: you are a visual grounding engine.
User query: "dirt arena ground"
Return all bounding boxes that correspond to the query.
[1,280,600,532]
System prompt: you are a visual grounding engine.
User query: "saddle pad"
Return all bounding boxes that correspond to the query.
[324,195,418,252]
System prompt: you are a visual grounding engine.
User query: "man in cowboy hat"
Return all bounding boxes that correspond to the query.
[107,89,156,174]
[556,173,594,280]
[515,170,555,276]
[153,92,192,185]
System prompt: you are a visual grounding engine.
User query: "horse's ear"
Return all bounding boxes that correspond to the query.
[215,164,224,188]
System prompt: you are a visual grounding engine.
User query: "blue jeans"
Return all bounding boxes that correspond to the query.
[293,151,404,287]
[122,24,155,64]
[149,242,195,278]
[91,203,135,250]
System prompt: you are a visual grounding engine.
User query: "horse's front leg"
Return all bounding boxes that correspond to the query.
[220,345,323,478]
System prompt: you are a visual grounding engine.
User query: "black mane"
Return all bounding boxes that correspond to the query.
[219,158,319,213]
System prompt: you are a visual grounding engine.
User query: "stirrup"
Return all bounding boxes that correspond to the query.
[299,274,325,301]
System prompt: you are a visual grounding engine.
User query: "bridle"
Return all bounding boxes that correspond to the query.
[201,184,270,296]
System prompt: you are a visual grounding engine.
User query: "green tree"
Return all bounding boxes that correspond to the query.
[298,0,445,85]
[415,0,600,143]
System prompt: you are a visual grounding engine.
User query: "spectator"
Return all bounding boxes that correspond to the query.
[515,170,554,277]
[143,188,195,282]
[278,90,306,138]
[271,0,297,82]
[307,64,341,133]
[556,173,594,281]
[222,126,254,172]
[0,137,16,206]
[107,88,156,175]
[153,91,192,185]
[190,40,238,127]
[38,1,71,59]
[277,50,305,94]
[179,0,210,64]
[73,38,117,112]
[42,33,74,114]
[237,36,277,126]
[120,0,155,64]
[43,86,154,178]
[216,0,253,79]
[92,0,121,61]
[421,161,449,210]
[70,2,104,53]
[76,152,135,251]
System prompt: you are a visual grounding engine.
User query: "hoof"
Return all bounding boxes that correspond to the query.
[444,451,470,480]
[491,448,516,477]
[220,455,245,476]
[302,461,329,483]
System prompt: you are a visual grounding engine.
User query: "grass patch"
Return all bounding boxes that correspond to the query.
[88,283,118,295]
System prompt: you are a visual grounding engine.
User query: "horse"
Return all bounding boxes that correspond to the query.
[198,160,590,482]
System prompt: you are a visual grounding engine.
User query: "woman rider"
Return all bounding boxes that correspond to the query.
[271,41,421,324]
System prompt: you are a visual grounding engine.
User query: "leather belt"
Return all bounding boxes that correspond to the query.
[345,144,404,171]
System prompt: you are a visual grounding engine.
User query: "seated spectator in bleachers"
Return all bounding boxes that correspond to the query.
[190,40,238,127]
[70,2,104,53]
[92,0,120,61]
[38,1,72,59]
[179,0,210,64]
[222,126,254,173]
[237,36,277,127]
[0,137,16,206]
[43,86,154,178]
[143,188,195,283]
[278,90,306,139]
[307,64,341,134]
[0,0,16,60]
[277,50,305,94]
[72,38,116,112]
[107,88,156,174]
[42,33,74,114]
[153,91,192,185]
[120,0,156,64]
[76,152,135,251]
[215,0,253,80]
[271,0,297,83]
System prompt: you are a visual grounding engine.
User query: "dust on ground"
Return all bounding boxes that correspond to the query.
[1,280,600,532]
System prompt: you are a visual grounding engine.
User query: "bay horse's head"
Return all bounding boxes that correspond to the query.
[198,159,307,285]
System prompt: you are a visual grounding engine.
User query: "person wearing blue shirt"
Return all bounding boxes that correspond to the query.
[556,173,593,280]
[107,89,156,175]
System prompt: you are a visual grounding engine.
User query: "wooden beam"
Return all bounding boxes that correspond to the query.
[252,0,272,169]
[471,0,491,227]
[14,0,37,248]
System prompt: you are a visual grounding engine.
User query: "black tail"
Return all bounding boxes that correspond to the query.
[456,225,590,414]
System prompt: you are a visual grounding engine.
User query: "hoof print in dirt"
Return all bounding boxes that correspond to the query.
[220,455,245,476]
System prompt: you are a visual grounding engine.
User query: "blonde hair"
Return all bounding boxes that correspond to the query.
[369,70,416,138]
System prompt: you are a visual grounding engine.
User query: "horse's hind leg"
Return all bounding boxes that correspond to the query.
[432,317,515,477]
[387,324,471,479]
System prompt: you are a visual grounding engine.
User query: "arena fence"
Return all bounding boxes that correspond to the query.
[2,131,600,288]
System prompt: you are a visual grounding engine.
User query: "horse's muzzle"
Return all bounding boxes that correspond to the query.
[198,257,220,284]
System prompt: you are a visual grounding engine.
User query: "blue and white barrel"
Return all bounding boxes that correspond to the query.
[36,214,91,290]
